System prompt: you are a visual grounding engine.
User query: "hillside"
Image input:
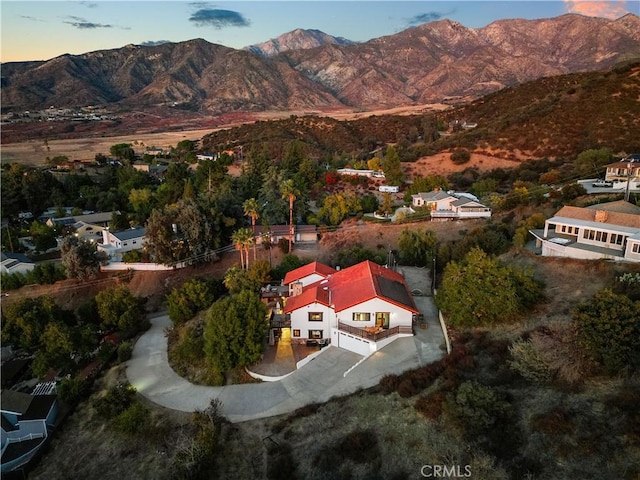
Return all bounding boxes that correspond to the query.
[200,62,640,161]
[245,28,354,56]
[2,14,639,114]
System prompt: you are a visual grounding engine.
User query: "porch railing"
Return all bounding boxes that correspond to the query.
[337,322,413,342]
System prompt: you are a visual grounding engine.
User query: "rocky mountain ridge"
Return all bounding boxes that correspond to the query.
[244,28,354,56]
[1,14,639,113]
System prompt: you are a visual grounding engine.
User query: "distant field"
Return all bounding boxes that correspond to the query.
[0,103,450,167]
[0,129,220,166]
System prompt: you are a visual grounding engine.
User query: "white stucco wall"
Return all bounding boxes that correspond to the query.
[289,301,335,340]
[336,297,414,329]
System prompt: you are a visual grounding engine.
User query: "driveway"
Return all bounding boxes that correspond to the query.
[127,268,445,423]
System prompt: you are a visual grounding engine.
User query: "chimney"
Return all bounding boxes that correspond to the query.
[290,281,303,297]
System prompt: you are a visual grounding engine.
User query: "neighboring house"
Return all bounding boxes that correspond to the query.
[132,162,168,178]
[604,154,640,182]
[411,189,491,220]
[71,221,105,243]
[336,168,385,178]
[253,225,318,246]
[529,200,640,263]
[283,260,418,356]
[46,211,114,229]
[1,390,58,474]
[1,252,35,275]
[98,227,146,261]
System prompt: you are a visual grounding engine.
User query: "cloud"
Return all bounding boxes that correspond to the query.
[563,0,631,19]
[79,1,99,8]
[406,10,456,26]
[140,40,172,47]
[20,15,45,22]
[189,8,250,28]
[64,16,113,29]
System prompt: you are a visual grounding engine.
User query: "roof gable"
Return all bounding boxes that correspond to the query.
[283,261,337,285]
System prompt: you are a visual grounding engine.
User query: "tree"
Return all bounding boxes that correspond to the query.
[204,290,268,371]
[29,221,57,252]
[231,227,253,270]
[60,236,108,280]
[403,175,450,203]
[281,179,300,252]
[95,285,147,337]
[1,296,70,350]
[381,145,403,186]
[166,277,220,324]
[573,289,640,374]
[243,198,260,260]
[451,149,471,165]
[109,143,136,163]
[145,199,214,265]
[317,192,362,226]
[435,248,543,328]
[378,192,396,217]
[398,228,437,267]
[574,148,612,177]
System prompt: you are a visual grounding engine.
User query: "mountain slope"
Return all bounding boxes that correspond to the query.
[1,39,343,113]
[1,14,639,113]
[245,28,354,56]
[281,14,640,107]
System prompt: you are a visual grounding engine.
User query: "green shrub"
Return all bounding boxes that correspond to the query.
[442,381,510,436]
[508,338,553,383]
[93,383,136,419]
[117,341,133,363]
[57,377,90,405]
[111,401,150,435]
[451,149,471,164]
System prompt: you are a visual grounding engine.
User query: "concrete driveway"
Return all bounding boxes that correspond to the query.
[127,267,446,423]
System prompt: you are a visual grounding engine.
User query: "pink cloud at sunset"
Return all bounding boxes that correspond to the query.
[563,1,634,19]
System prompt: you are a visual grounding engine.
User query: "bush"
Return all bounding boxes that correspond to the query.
[93,383,136,419]
[442,381,510,436]
[57,376,89,405]
[117,341,133,363]
[573,289,640,374]
[508,338,553,383]
[451,149,471,165]
[111,401,150,435]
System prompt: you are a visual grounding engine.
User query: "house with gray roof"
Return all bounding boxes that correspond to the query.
[1,252,35,275]
[411,189,491,220]
[98,226,146,261]
[1,390,58,474]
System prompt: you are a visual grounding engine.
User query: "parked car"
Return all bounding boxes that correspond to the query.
[592,180,613,187]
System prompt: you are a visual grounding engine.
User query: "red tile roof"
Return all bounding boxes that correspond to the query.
[284,260,418,314]
[283,261,337,285]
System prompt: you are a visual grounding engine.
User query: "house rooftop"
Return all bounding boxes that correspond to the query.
[553,202,640,229]
[284,260,418,314]
[1,390,33,415]
[283,261,337,285]
[110,227,146,241]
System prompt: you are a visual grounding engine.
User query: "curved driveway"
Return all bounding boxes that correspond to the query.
[127,295,444,423]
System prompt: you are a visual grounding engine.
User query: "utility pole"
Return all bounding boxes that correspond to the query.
[624,160,633,203]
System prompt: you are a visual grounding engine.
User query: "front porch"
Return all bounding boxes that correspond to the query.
[337,322,413,342]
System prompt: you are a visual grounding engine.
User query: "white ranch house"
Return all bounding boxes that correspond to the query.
[98,226,146,261]
[530,200,640,263]
[283,260,418,356]
[411,189,491,220]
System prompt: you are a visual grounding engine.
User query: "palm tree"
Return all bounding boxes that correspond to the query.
[280,179,300,253]
[232,227,254,269]
[243,197,260,261]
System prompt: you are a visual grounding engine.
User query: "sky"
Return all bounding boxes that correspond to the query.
[1,1,637,63]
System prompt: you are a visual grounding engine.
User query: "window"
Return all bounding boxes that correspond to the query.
[583,229,595,240]
[352,312,371,322]
[595,231,608,243]
[308,312,323,322]
[293,329,300,337]
[561,225,566,233]
[633,243,640,254]
[308,330,323,339]
[611,233,625,245]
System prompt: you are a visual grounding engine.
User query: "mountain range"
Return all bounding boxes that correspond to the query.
[1,14,639,114]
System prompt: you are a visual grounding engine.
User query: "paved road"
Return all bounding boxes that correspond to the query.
[127,270,446,423]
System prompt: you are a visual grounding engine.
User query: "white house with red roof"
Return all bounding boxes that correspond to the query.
[283,260,418,356]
